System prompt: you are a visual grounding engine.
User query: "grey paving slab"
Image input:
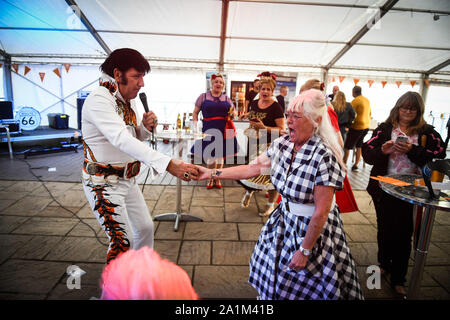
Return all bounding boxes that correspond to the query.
[178,241,211,265]
[344,224,378,242]
[0,259,68,294]
[141,185,165,201]
[193,265,258,299]
[431,226,450,242]
[0,215,29,233]
[184,222,238,241]
[50,190,88,208]
[34,205,80,218]
[190,197,224,208]
[212,241,256,265]
[0,199,16,212]
[67,219,103,237]
[189,206,224,222]
[225,202,263,223]
[0,191,28,201]
[154,221,185,240]
[425,243,450,265]
[1,196,53,216]
[193,186,223,199]
[347,242,379,267]
[8,181,42,193]
[44,237,107,263]
[12,235,63,260]
[12,217,79,236]
[341,211,372,225]
[0,234,32,264]
[224,187,247,203]
[425,266,450,292]
[435,210,450,225]
[153,240,181,264]
[238,223,263,241]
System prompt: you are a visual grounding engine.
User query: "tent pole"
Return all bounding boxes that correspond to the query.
[420,74,429,105]
[321,68,328,94]
[218,0,230,72]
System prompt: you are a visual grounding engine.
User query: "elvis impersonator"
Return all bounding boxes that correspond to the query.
[81,48,199,264]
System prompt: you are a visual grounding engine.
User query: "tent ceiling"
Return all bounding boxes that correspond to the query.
[1,0,449,78]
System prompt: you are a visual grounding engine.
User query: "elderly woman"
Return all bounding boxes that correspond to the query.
[240,73,285,216]
[198,89,363,300]
[362,91,445,297]
[191,73,238,189]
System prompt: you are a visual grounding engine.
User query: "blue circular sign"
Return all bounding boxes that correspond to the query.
[16,107,41,131]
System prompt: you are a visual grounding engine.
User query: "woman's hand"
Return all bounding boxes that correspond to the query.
[249,118,265,130]
[288,249,308,271]
[393,141,412,154]
[196,166,212,181]
[381,140,395,155]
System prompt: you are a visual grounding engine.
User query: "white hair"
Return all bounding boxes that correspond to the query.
[287,89,346,171]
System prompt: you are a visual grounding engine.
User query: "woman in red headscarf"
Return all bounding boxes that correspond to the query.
[191,73,238,189]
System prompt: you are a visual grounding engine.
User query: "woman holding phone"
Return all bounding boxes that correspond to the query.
[362,92,445,297]
[240,72,285,216]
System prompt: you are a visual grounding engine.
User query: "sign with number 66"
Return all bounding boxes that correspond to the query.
[16,107,41,131]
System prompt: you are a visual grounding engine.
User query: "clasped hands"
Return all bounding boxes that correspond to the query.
[166,162,219,182]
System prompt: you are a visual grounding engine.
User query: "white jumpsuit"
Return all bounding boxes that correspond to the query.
[81,77,171,263]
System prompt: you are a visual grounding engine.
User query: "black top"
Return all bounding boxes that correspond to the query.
[276,95,285,113]
[246,90,258,104]
[335,102,356,130]
[248,99,284,128]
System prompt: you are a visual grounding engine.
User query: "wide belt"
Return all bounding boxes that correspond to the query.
[83,160,141,179]
[282,197,336,217]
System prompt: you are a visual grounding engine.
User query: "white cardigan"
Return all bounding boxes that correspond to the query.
[81,86,171,177]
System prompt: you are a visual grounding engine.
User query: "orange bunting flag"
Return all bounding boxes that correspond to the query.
[64,63,71,73]
[11,64,19,73]
[39,72,45,82]
[424,79,430,88]
[24,66,31,76]
[381,81,387,88]
[53,68,61,78]
[410,80,416,88]
[368,80,374,88]
[338,76,345,83]
[331,76,336,82]
[395,81,402,88]
[353,78,360,85]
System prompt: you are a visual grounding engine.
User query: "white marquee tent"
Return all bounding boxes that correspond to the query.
[1,0,449,133]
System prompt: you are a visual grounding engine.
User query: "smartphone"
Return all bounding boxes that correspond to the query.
[395,136,408,144]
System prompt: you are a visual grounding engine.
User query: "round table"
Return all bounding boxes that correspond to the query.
[379,174,450,299]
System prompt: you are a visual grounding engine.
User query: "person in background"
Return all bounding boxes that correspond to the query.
[328,85,339,101]
[240,72,285,217]
[343,85,371,171]
[101,247,198,300]
[196,89,363,300]
[244,78,261,115]
[301,79,358,214]
[191,73,238,189]
[332,91,356,143]
[276,85,289,113]
[81,48,198,264]
[362,91,445,297]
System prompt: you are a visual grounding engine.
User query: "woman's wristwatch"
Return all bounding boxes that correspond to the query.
[299,245,311,256]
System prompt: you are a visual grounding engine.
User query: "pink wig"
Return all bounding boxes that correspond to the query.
[101,247,198,300]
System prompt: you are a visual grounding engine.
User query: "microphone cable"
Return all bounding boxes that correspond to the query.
[17,156,109,247]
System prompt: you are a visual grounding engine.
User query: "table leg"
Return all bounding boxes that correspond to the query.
[407,206,436,299]
[153,138,203,232]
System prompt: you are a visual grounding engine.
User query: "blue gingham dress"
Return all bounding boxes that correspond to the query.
[248,135,364,300]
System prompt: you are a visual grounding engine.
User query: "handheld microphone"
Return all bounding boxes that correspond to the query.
[139,92,149,113]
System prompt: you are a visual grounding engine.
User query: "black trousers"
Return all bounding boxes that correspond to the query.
[371,188,414,286]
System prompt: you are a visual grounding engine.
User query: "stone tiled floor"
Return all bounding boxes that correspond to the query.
[0,177,449,300]
[0,141,448,300]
